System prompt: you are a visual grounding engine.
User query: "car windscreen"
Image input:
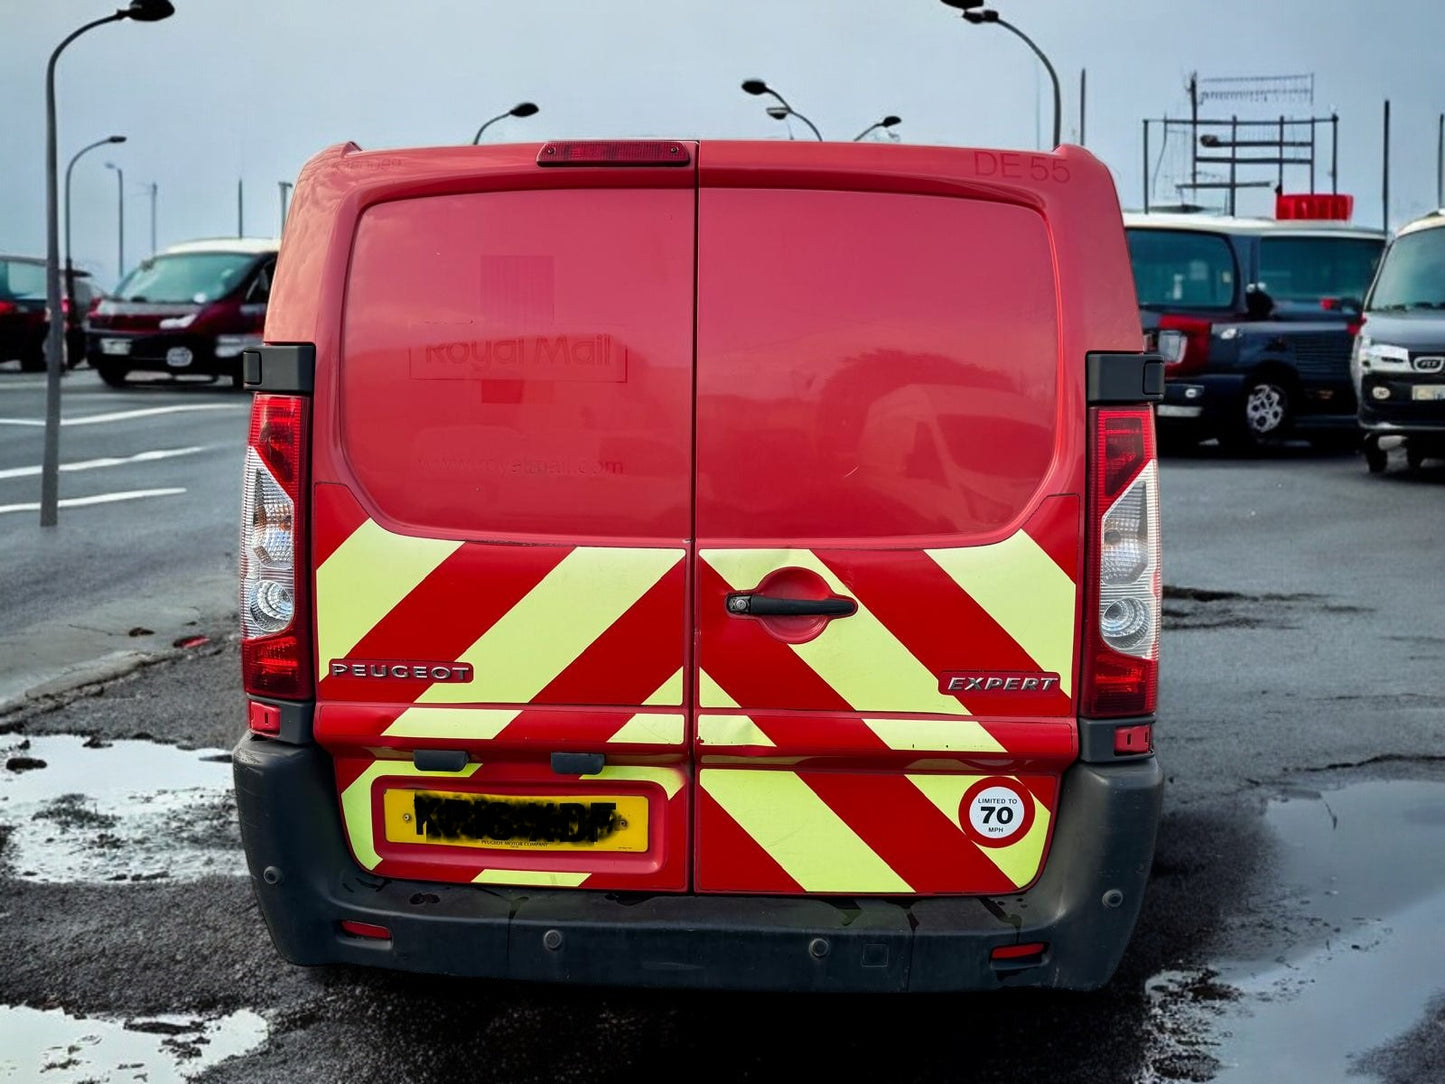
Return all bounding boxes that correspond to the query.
[0,259,47,300]
[1258,236,1383,303]
[1125,229,1237,309]
[1367,227,1445,311]
[112,252,260,304]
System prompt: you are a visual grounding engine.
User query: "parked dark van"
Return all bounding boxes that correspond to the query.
[1355,210,1445,473]
[1125,212,1384,451]
[87,237,278,388]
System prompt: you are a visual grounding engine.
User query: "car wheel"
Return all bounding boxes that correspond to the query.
[95,363,129,388]
[1364,442,1389,474]
[1222,377,1293,452]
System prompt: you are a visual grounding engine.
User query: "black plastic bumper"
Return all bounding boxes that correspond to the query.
[233,737,1163,993]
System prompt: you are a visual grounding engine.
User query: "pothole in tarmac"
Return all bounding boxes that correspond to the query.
[1138,779,1445,1083]
[0,1005,267,1082]
[0,735,243,883]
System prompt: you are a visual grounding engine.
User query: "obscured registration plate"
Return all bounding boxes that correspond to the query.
[383,789,648,852]
[100,338,131,356]
[1411,385,1445,401]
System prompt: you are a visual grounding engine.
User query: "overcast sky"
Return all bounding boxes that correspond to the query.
[4,0,1442,287]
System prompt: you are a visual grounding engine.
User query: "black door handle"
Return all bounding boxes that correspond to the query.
[726,593,857,618]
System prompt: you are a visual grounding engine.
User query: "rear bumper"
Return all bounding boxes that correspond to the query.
[234,736,1163,993]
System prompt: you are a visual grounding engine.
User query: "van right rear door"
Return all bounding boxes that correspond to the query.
[692,144,1084,897]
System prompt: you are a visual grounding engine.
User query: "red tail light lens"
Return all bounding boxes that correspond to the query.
[0,301,16,316]
[1083,407,1160,718]
[241,394,312,701]
[1156,315,1212,376]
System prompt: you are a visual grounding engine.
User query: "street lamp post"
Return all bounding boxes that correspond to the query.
[853,115,902,142]
[741,79,823,141]
[64,134,125,360]
[41,0,174,528]
[472,102,539,144]
[147,181,157,257]
[279,180,293,232]
[941,0,1061,149]
[105,161,125,281]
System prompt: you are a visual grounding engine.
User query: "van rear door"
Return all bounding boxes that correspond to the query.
[312,145,696,891]
[692,145,1082,895]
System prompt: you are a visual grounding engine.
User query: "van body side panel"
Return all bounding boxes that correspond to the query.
[314,178,696,891]
[693,172,1076,895]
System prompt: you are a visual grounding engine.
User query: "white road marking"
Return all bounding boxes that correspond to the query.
[0,445,208,480]
[0,487,186,514]
[0,403,244,427]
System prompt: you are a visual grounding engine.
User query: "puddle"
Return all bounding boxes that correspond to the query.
[0,735,243,883]
[0,1005,267,1082]
[1140,780,1445,1083]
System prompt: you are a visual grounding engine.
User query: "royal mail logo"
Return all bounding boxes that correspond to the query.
[330,659,474,682]
[938,671,1061,695]
[409,333,626,382]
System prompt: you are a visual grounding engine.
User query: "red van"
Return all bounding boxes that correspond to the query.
[234,139,1164,992]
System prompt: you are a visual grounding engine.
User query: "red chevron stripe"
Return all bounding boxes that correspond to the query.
[1022,495,1081,579]
[697,561,853,711]
[312,483,370,567]
[696,784,805,893]
[800,771,1017,893]
[816,548,1075,719]
[531,560,687,707]
[319,541,572,702]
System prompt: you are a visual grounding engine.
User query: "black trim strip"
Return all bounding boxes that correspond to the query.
[1086,352,1164,405]
[243,343,315,394]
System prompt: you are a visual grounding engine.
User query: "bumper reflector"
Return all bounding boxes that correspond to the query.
[340,920,392,941]
[1114,724,1153,755]
[991,942,1048,962]
[247,700,281,736]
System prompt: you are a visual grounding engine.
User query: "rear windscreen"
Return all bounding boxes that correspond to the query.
[340,188,695,540]
[0,260,46,300]
[1259,236,1383,303]
[1126,229,1237,309]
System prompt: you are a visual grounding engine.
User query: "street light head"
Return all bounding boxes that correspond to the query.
[510,102,539,118]
[741,79,770,96]
[122,0,175,22]
[765,105,790,120]
[107,135,127,144]
[962,10,995,23]
[939,0,987,8]
[104,161,119,170]
[881,116,901,128]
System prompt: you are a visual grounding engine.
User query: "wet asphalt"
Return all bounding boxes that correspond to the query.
[1,441,1442,1083]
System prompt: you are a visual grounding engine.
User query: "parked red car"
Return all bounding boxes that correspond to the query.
[0,254,97,371]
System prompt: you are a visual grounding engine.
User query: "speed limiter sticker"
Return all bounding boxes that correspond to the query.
[959,777,1036,848]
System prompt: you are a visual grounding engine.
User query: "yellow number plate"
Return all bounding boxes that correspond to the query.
[383,789,648,852]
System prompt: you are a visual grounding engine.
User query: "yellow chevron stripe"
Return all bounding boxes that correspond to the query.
[583,764,685,800]
[698,668,740,708]
[315,520,462,680]
[703,549,967,715]
[419,547,683,705]
[697,714,776,747]
[472,870,591,887]
[926,532,1077,697]
[907,774,1052,889]
[643,668,684,706]
[701,769,913,892]
[339,759,482,870]
[608,713,685,746]
[862,717,1007,754]
[382,707,519,740]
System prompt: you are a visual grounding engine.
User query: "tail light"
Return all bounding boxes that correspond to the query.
[241,394,312,703]
[1156,315,1212,376]
[1082,407,1160,718]
[0,301,15,316]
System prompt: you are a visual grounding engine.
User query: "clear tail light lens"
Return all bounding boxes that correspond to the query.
[241,394,312,701]
[1084,407,1161,718]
